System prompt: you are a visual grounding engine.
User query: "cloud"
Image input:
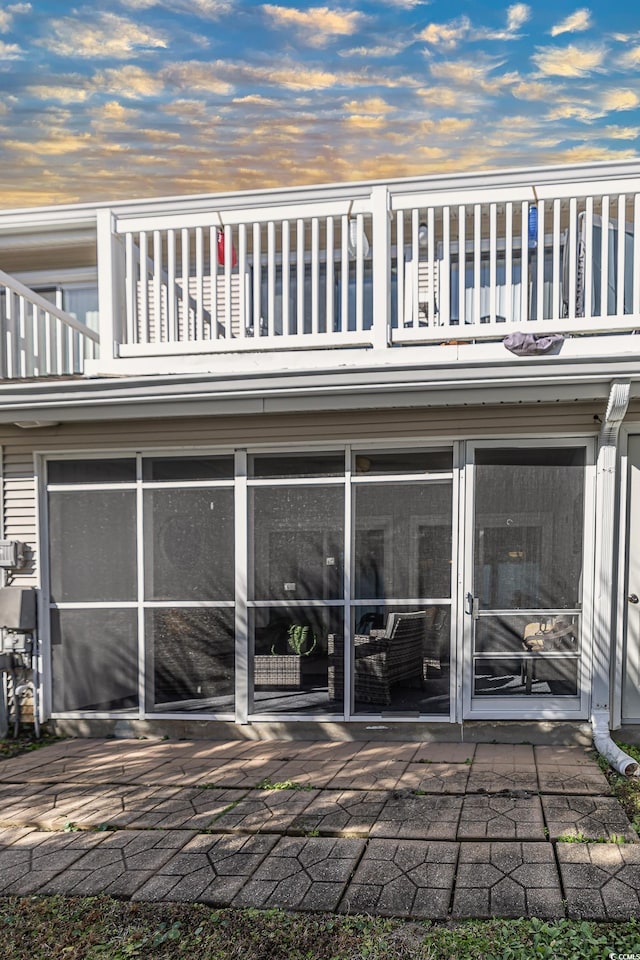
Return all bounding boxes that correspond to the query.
[418,17,470,49]
[344,114,386,130]
[26,81,91,103]
[600,88,640,111]
[161,61,234,95]
[546,103,601,122]
[94,65,165,98]
[231,94,278,106]
[0,38,22,58]
[532,43,606,77]
[419,5,530,49]
[511,79,560,100]
[340,39,410,57]
[0,1,30,32]
[550,8,592,37]
[603,125,640,139]
[92,101,141,130]
[262,5,364,47]
[41,12,168,59]
[343,96,394,114]
[5,131,92,156]
[620,46,640,68]
[119,0,231,15]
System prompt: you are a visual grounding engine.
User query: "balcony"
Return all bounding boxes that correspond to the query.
[1,161,640,380]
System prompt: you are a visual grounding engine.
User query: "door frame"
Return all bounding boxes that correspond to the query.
[461,437,596,720]
[615,429,640,727]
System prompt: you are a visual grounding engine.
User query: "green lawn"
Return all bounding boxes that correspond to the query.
[0,898,639,960]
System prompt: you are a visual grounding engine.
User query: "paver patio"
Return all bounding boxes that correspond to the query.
[0,737,638,919]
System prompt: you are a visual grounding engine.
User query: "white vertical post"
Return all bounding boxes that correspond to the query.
[371,185,390,349]
[96,208,124,367]
[235,449,249,723]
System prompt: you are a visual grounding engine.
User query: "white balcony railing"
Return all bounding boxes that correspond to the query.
[4,163,640,378]
[0,270,99,378]
[101,171,640,364]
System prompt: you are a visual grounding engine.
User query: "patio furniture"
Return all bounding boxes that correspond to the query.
[328,610,426,706]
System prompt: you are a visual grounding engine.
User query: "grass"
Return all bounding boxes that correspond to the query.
[0,899,639,960]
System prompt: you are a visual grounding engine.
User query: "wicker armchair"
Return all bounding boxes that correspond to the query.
[328,610,426,706]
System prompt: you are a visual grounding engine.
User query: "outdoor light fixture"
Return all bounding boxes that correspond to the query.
[347,217,370,259]
[418,222,428,248]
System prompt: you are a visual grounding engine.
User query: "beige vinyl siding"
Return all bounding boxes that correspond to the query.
[0,400,600,585]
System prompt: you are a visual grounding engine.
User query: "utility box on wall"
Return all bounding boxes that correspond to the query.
[0,587,36,633]
[0,540,25,570]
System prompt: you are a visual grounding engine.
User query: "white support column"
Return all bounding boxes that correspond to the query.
[592,380,631,712]
[96,208,125,368]
[235,449,249,724]
[371,185,391,350]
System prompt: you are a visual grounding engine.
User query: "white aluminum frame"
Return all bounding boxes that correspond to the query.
[461,437,596,720]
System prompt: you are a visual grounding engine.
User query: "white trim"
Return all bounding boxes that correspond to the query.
[235,449,249,724]
[462,437,594,720]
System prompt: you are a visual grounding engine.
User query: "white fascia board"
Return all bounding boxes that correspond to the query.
[0,361,637,424]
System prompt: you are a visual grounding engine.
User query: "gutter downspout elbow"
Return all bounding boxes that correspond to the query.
[591,709,638,777]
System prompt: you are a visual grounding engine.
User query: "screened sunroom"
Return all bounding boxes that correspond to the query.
[43,437,592,726]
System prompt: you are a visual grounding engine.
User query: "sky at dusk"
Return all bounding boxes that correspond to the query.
[1,0,639,208]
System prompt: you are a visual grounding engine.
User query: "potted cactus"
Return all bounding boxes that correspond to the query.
[255,622,317,689]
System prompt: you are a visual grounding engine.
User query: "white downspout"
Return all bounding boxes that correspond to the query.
[591,379,638,776]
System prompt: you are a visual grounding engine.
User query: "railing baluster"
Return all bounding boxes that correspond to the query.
[181,227,190,340]
[601,195,610,317]
[326,217,334,335]
[567,197,577,320]
[536,200,545,321]
[489,202,497,323]
[458,205,466,325]
[282,220,290,335]
[238,223,247,340]
[584,197,593,319]
[341,214,349,333]
[268,220,276,337]
[296,219,305,335]
[125,232,135,345]
[195,225,204,341]
[311,216,319,335]
[153,230,163,341]
[139,231,148,343]
[411,208,419,329]
[505,202,513,326]
[473,204,481,326]
[520,201,528,323]
[396,211,404,333]
[552,199,561,320]
[440,205,450,327]
[167,228,176,342]
[617,194,626,317]
[210,225,218,339]
[252,222,261,337]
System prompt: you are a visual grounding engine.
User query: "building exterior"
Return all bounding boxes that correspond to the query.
[1,159,640,744]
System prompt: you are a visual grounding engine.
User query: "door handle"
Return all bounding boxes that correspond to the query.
[465,593,479,617]
[628,594,639,604]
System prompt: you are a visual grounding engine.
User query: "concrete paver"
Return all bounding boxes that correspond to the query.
[399,762,471,794]
[458,795,546,840]
[133,832,279,904]
[465,763,539,794]
[557,843,640,920]
[0,830,106,895]
[536,764,612,794]
[38,829,195,898]
[452,841,564,918]
[327,760,409,791]
[233,836,366,911]
[370,794,462,840]
[542,795,639,843]
[290,790,389,836]
[212,788,319,834]
[340,839,458,919]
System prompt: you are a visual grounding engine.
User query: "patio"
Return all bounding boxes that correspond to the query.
[0,736,637,920]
